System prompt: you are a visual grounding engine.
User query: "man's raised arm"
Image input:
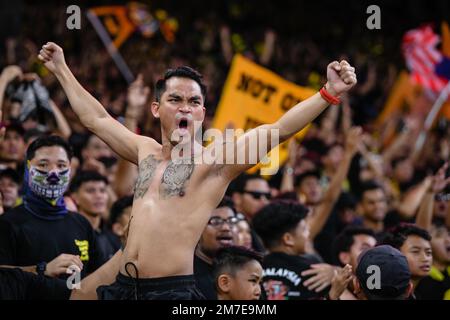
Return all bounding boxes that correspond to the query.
[38,42,146,165]
[220,60,357,179]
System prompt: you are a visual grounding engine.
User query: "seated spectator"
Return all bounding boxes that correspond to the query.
[356,181,388,237]
[332,226,377,299]
[294,170,322,207]
[415,219,450,300]
[69,170,121,261]
[354,245,413,300]
[109,196,133,246]
[335,192,360,229]
[0,168,21,213]
[235,213,253,249]
[213,246,263,300]
[0,122,26,171]
[230,173,275,253]
[252,201,330,300]
[381,223,432,298]
[80,134,118,185]
[194,197,239,299]
[0,136,104,279]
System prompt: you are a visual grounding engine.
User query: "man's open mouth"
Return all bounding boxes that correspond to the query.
[176,117,190,134]
[179,119,188,129]
[419,264,431,272]
[216,234,233,246]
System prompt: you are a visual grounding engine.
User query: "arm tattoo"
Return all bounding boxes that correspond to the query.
[160,160,195,199]
[134,155,161,199]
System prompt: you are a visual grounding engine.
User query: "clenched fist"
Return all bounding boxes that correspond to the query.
[325,60,357,96]
[37,42,67,74]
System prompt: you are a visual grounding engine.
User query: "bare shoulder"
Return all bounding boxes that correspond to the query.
[202,140,237,182]
[136,136,162,162]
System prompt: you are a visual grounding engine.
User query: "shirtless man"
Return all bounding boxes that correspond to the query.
[38,42,357,299]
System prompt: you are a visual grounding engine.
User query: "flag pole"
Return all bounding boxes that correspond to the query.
[86,10,135,84]
[414,81,450,152]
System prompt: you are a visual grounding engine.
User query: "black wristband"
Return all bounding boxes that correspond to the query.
[36,261,47,276]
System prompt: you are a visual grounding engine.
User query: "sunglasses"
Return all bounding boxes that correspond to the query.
[208,216,240,227]
[243,190,272,200]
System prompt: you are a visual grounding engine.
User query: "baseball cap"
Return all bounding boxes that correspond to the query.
[356,245,411,299]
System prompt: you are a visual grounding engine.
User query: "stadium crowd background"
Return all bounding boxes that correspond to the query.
[0,0,449,300]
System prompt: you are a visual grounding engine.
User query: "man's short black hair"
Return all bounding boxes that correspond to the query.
[252,201,309,249]
[26,135,73,161]
[322,142,343,158]
[23,128,47,144]
[154,66,207,103]
[357,180,384,201]
[110,195,133,225]
[0,168,21,185]
[228,173,266,195]
[69,170,108,193]
[213,246,263,291]
[5,121,25,137]
[294,170,321,188]
[216,196,236,214]
[335,192,357,211]
[382,223,432,250]
[333,226,376,265]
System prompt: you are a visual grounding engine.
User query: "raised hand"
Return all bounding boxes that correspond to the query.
[126,74,150,119]
[37,42,67,74]
[328,264,353,300]
[301,263,338,292]
[345,126,363,156]
[287,138,299,168]
[0,65,22,83]
[325,60,357,96]
[430,162,450,194]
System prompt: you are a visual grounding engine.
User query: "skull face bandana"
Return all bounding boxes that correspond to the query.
[28,166,70,200]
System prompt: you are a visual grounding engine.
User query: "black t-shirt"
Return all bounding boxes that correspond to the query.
[262,252,327,300]
[415,266,450,300]
[251,227,266,254]
[194,254,217,300]
[95,224,121,261]
[0,267,71,300]
[0,205,104,278]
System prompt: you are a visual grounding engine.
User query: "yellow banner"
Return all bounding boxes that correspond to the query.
[212,54,316,175]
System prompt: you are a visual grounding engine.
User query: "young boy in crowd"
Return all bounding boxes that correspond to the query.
[381,223,432,297]
[213,246,263,300]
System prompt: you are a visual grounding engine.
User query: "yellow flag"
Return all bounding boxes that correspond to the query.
[212,55,316,175]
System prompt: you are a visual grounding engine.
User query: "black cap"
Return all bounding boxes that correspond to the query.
[356,245,411,299]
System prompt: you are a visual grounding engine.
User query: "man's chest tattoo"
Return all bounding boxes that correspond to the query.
[134,155,161,199]
[160,161,195,198]
[134,155,195,199]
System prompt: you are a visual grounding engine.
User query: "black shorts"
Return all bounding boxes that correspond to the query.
[97,273,205,300]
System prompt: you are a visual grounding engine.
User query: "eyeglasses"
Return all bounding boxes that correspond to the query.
[208,216,240,227]
[243,190,272,200]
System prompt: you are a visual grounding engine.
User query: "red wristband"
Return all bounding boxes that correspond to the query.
[320,86,341,105]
